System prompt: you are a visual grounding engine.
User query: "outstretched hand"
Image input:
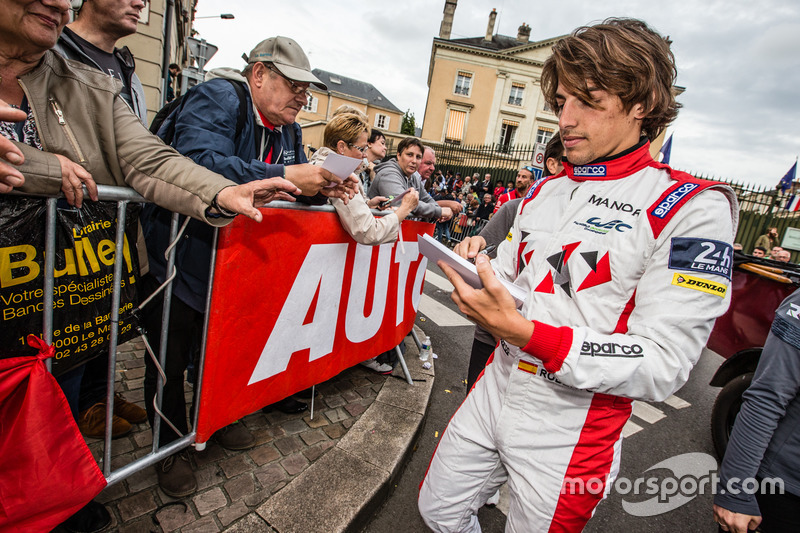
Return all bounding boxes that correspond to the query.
[216,177,301,222]
[56,154,98,208]
[453,235,486,260]
[320,173,359,205]
[438,254,532,346]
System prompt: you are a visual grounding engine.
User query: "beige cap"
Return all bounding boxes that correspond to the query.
[242,36,327,90]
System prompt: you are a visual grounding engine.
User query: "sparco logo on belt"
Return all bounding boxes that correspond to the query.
[651,183,699,218]
[573,165,607,177]
[580,341,644,358]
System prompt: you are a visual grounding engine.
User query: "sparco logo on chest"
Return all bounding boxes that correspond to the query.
[573,165,607,177]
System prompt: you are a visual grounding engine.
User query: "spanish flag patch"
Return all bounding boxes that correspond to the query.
[518,360,539,374]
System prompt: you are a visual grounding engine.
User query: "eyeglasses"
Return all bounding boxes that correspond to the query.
[265,64,313,101]
[348,143,369,154]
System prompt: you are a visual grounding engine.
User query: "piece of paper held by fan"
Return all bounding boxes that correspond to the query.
[418,234,527,308]
[321,152,362,187]
[380,188,413,209]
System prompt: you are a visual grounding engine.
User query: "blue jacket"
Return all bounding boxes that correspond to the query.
[141,74,309,311]
[715,289,800,515]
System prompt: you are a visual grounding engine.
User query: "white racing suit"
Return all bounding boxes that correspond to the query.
[419,142,738,532]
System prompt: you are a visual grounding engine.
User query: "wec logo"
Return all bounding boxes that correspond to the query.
[574,217,631,235]
[586,218,631,233]
[573,165,607,177]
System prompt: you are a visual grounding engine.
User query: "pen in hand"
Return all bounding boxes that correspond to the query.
[470,244,497,263]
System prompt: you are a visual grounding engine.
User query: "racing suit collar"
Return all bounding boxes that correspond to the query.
[563,139,653,182]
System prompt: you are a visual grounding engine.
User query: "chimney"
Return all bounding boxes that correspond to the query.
[517,22,531,43]
[485,8,497,42]
[439,0,458,39]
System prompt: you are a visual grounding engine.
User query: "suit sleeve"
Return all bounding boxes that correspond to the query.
[479,198,520,249]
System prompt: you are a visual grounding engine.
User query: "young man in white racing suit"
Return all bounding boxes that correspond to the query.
[419,18,739,532]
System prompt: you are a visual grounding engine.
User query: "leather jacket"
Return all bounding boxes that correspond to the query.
[12,50,237,225]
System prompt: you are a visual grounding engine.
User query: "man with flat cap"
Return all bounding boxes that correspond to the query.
[140,36,351,497]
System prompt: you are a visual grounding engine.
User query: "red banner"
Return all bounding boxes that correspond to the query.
[196,208,433,443]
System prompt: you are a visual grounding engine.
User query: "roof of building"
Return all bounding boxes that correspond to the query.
[447,34,527,51]
[312,69,402,114]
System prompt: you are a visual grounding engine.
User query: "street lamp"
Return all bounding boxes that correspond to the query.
[196,13,235,19]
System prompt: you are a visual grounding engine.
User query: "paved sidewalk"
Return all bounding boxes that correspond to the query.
[69,329,433,533]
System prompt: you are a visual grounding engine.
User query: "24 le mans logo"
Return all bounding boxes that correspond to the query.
[671,273,727,297]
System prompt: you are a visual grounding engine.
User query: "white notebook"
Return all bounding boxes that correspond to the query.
[418,234,528,308]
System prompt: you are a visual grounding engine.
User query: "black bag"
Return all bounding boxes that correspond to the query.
[149,78,248,145]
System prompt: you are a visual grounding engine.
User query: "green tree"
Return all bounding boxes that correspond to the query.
[401,109,416,136]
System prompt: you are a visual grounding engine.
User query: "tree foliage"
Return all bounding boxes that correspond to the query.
[401,109,416,136]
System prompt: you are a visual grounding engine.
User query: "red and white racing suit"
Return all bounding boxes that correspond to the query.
[419,142,738,532]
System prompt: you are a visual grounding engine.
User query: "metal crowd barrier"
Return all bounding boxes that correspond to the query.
[14,185,418,487]
[435,214,490,247]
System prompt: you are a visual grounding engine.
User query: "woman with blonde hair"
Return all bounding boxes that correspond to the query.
[310,112,418,245]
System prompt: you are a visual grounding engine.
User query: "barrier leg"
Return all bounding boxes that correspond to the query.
[310,385,316,420]
[395,345,414,385]
[409,329,423,351]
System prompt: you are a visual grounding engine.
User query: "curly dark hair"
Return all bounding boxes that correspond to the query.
[542,18,680,141]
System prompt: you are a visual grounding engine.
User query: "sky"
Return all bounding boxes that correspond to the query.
[192,0,800,188]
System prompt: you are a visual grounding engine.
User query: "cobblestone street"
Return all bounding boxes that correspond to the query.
[77,337,392,532]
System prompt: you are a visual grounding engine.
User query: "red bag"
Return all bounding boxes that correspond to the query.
[0,336,107,533]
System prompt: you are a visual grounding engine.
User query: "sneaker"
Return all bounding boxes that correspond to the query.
[214,422,255,450]
[293,386,319,399]
[263,397,309,414]
[485,489,500,507]
[360,358,393,374]
[113,393,147,424]
[78,403,131,439]
[157,451,197,498]
[61,500,111,533]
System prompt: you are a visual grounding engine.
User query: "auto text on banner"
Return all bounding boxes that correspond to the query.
[196,208,434,443]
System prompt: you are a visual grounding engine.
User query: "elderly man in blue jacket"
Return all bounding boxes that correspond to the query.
[140,36,353,498]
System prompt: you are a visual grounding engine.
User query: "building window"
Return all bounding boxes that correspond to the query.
[508,83,524,106]
[536,127,554,145]
[454,71,472,96]
[302,95,318,113]
[445,109,466,144]
[375,114,389,129]
[498,120,518,152]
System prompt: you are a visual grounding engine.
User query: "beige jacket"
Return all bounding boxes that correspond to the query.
[309,147,399,245]
[12,51,236,225]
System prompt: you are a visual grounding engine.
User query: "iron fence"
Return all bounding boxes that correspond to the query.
[389,141,539,191]
[693,174,800,261]
[389,138,800,260]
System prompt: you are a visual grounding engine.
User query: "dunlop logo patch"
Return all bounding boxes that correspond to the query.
[671,273,727,297]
